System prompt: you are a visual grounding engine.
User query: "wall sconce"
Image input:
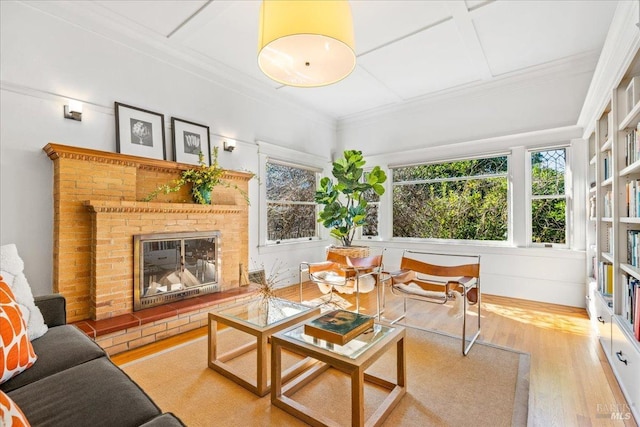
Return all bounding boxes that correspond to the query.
[64,100,83,121]
[223,139,236,152]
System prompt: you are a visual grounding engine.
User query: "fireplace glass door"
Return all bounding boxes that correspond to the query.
[134,231,221,310]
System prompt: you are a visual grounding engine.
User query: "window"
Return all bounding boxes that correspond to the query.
[362,170,381,237]
[266,161,318,242]
[530,148,567,245]
[392,156,509,241]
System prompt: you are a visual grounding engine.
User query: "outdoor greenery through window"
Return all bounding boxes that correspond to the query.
[266,161,318,242]
[530,148,567,245]
[392,156,508,240]
[362,170,380,237]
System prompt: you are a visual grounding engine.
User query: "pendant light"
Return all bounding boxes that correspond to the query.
[257,0,356,88]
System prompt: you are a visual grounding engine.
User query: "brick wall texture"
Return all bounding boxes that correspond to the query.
[46,144,251,323]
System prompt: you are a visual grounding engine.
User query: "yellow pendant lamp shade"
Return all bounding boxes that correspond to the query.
[258,0,356,88]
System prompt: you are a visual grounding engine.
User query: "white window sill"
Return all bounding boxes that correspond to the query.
[355,238,585,260]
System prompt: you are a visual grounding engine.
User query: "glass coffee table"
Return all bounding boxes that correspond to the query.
[208,297,321,396]
[271,320,406,427]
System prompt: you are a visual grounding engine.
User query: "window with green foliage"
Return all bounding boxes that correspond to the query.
[392,156,509,240]
[530,148,567,245]
[266,161,318,242]
[362,170,381,237]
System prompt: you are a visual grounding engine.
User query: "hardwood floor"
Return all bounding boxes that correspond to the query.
[112,283,638,426]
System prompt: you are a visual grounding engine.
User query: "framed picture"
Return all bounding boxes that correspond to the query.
[171,117,211,166]
[115,102,166,160]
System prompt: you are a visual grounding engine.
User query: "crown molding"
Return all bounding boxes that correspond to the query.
[337,50,600,130]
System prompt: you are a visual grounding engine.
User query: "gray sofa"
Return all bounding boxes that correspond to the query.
[1,294,184,427]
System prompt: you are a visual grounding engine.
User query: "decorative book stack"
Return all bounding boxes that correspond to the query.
[304,310,374,345]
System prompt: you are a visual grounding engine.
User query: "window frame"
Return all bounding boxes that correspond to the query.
[526,145,570,248]
[357,167,383,241]
[389,153,511,244]
[257,141,326,248]
[265,159,320,244]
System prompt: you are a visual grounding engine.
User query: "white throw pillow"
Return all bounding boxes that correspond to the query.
[0,244,48,340]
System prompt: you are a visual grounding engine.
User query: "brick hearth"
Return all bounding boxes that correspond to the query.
[80,287,256,355]
[45,143,253,355]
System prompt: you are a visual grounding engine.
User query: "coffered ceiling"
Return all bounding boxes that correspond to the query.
[30,0,619,120]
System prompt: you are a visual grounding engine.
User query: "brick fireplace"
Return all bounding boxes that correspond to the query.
[45,143,254,354]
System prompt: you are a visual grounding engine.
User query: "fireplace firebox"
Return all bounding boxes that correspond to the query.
[133,231,221,311]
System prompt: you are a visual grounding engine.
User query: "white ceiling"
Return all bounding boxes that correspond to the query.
[41,0,619,121]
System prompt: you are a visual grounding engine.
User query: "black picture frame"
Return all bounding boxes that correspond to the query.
[115,102,166,160]
[171,117,211,166]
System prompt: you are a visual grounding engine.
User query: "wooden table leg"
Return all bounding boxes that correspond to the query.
[352,367,365,427]
[270,328,406,427]
[208,316,218,367]
[398,336,406,388]
[271,339,282,402]
[257,333,268,396]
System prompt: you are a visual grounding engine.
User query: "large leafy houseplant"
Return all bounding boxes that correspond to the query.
[144,147,247,204]
[315,150,387,247]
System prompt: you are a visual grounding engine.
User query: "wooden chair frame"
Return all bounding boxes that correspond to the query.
[299,251,383,314]
[383,250,481,355]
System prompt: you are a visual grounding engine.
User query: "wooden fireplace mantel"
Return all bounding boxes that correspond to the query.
[43,143,253,181]
[83,200,246,214]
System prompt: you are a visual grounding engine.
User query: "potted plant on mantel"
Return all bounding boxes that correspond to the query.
[315,149,387,257]
[144,147,248,204]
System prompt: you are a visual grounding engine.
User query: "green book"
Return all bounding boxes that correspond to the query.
[304,309,374,346]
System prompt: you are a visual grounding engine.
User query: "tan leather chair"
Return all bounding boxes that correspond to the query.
[300,251,383,315]
[385,250,480,355]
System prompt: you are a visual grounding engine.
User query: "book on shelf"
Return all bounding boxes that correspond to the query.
[635,285,640,341]
[604,190,613,217]
[625,180,640,217]
[628,230,640,266]
[624,124,640,167]
[603,152,612,180]
[624,275,639,325]
[598,262,613,295]
[304,309,374,346]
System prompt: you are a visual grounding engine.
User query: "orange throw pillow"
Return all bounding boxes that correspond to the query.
[0,278,37,384]
[0,390,31,427]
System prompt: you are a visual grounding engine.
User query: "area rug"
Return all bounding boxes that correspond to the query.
[122,328,530,426]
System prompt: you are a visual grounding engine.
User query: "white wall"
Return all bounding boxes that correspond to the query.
[367,242,586,308]
[0,1,335,295]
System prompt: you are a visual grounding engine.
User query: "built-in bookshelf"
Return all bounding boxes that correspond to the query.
[586,45,640,422]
